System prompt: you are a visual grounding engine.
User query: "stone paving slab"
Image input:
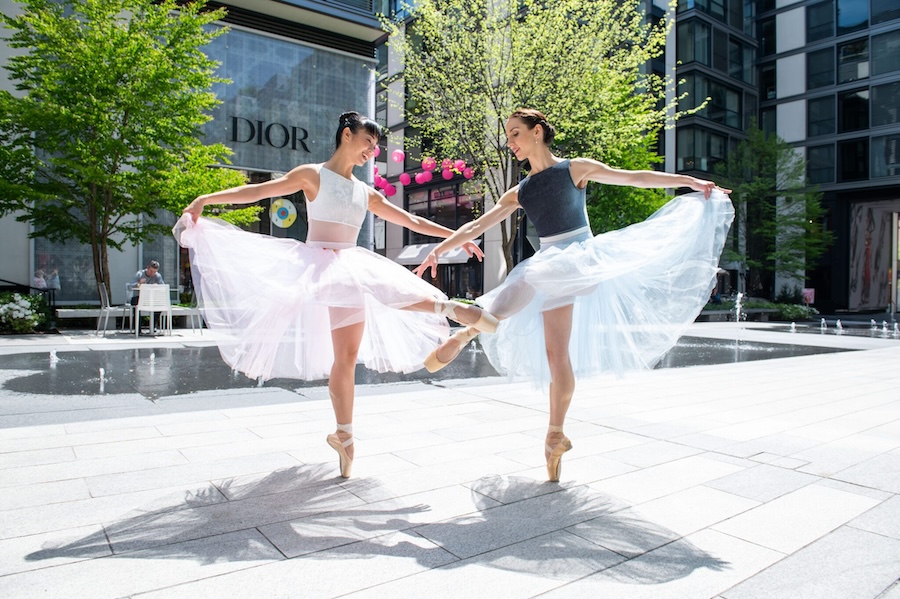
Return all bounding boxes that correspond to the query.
[0,324,898,597]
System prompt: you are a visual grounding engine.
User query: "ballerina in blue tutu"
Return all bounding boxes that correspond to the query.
[415,108,734,482]
[177,112,497,478]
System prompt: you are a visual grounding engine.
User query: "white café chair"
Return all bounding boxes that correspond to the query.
[166,292,203,334]
[96,283,129,336]
[134,284,172,337]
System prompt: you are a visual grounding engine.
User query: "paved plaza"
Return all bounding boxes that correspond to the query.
[0,322,898,598]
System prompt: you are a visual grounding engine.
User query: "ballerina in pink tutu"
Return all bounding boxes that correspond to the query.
[416,109,734,482]
[177,112,497,478]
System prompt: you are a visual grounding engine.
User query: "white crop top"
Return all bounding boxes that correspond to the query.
[306,166,369,230]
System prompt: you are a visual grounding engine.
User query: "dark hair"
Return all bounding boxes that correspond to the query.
[148,260,160,269]
[509,108,556,145]
[335,111,383,149]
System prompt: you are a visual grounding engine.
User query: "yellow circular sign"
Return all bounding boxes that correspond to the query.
[270,198,297,228]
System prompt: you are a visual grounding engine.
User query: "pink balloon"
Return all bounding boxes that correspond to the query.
[441,168,453,180]
[463,167,474,179]
[373,146,381,157]
[374,175,385,188]
[441,158,452,170]
[422,170,433,182]
[454,160,466,171]
[391,149,405,163]
[421,157,437,171]
[415,172,427,184]
[384,184,396,197]
[399,172,411,185]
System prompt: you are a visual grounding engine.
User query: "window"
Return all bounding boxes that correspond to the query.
[871,134,900,178]
[761,64,776,100]
[807,1,834,42]
[728,0,743,29]
[872,0,900,25]
[808,48,835,90]
[838,138,868,181]
[759,17,775,56]
[713,29,728,72]
[744,93,758,131]
[837,0,868,35]
[808,96,836,136]
[872,82,900,127]
[759,0,775,11]
[677,20,710,65]
[808,144,835,183]
[761,107,776,136]
[838,39,868,83]
[707,80,741,128]
[838,89,869,132]
[676,127,727,172]
[375,43,388,78]
[872,29,900,76]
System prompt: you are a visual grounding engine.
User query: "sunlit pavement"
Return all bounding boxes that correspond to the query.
[0,323,898,598]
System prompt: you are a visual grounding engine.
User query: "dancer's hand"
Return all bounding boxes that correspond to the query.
[183,197,205,222]
[414,252,440,279]
[688,178,731,198]
[461,241,484,261]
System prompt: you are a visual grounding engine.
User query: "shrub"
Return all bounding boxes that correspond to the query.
[775,303,818,321]
[0,293,47,333]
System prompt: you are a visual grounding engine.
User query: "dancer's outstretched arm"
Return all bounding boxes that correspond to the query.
[183,165,319,221]
[367,188,483,260]
[569,158,730,198]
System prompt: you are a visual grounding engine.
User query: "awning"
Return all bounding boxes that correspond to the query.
[394,241,480,265]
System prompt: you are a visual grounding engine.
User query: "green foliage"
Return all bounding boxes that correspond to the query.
[0,292,47,333]
[715,123,833,299]
[775,303,818,321]
[0,0,248,288]
[383,0,683,269]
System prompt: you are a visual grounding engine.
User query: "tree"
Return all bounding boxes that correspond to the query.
[0,0,250,296]
[383,0,682,272]
[715,123,833,299]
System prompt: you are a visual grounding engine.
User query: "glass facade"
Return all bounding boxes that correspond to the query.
[202,25,375,174]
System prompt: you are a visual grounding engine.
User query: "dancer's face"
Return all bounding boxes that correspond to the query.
[504,117,542,161]
[345,129,379,166]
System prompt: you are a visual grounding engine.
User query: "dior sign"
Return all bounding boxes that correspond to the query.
[229,116,311,152]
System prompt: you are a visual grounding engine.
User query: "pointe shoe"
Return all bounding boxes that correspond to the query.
[326,429,353,478]
[545,433,572,482]
[423,326,479,373]
[436,300,498,333]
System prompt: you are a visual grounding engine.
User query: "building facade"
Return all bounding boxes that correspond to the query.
[0,0,389,305]
[755,0,900,312]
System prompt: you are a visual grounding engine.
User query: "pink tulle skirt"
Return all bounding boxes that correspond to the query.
[478,191,735,386]
[173,215,448,381]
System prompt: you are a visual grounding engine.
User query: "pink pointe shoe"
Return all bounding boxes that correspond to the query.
[545,426,572,482]
[326,424,353,478]
[423,326,480,373]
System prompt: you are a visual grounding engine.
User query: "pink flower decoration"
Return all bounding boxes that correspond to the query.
[373,165,379,175]
[399,172,411,185]
[454,160,466,171]
[415,172,427,184]
[441,168,453,180]
[421,157,437,171]
[384,184,397,197]
[373,146,381,157]
[463,167,474,179]
[422,170,433,182]
[391,149,405,163]
[441,158,453,170]
[374,175,385,188]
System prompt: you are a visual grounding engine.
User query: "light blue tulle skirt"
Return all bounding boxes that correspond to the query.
[477,190,735,386]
